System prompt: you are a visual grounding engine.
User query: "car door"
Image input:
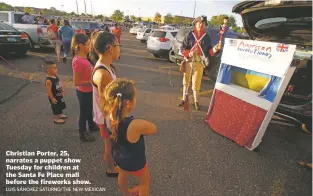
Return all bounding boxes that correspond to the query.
[144,28,152,39]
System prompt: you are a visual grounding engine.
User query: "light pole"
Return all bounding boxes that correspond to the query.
[193,0,196,18]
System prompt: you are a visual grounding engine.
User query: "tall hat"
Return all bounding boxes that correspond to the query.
[192,15,208,26]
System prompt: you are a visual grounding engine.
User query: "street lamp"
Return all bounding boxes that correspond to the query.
[193,0,196,18]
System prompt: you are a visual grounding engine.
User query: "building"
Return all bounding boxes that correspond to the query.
[142,15,194,24]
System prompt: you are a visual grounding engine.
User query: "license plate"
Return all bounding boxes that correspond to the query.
[7,37,16,42]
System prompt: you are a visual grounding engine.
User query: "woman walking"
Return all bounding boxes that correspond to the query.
[47,19,62,62]
[91,32,121,176]
[59,20,74,63]
[71,34,99,142]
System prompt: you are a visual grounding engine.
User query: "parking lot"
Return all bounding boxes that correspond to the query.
[0,31,312,196]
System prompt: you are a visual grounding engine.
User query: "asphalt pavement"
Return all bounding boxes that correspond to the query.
[0,32,311,196]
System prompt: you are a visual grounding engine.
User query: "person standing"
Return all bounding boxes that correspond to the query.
[100,79,157,196]
[47,19,62,62]
[111,23,122,44]
[43,60,67,124]
[91,32,121,176]
[71,34,99,142]
[178,15,221,110]
[59,20,74,63]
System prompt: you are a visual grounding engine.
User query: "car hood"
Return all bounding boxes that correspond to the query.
[232,1,312,46]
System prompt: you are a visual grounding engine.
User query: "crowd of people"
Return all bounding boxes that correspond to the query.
[42,15,227,196]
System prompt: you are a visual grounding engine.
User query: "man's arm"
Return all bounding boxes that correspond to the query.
[207,35,220,56]
[181,32,191,58]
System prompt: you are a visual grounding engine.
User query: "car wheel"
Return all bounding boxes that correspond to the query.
[140,40,146,43]
[153,54,160,58]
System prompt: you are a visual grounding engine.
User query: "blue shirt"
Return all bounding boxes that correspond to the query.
[58,26,74,42]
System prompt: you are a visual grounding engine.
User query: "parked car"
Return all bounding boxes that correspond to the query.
[136,28,154,43]
[147,29,178,58]
[0,11,50,49]
[71,21,101,36]
[169,26,247,78]
[233,0,312,132]
[159,25,177,31]
[129,25,142,35]
[0,21,29,57]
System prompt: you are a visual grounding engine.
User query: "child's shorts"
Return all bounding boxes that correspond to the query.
[49,96,66,115]
[128,163,148,177]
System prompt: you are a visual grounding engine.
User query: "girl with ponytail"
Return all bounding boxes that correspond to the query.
[101,78,157,196]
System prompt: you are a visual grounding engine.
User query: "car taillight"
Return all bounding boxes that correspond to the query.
[159,37,169,42]
[37,27,43,35]
[21,33,28,39]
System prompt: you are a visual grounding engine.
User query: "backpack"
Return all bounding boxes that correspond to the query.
[47,27,57,39]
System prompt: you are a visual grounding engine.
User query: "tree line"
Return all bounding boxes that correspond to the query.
[0,2,245,33]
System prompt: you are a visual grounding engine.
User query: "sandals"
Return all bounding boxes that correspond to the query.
[298,161,312,169]
[54,118,65,124]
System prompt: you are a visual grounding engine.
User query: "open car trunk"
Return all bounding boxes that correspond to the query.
[232,1,312,47]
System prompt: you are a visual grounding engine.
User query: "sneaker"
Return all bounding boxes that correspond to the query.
[178,100,185,107]
[62,57,67,64]
[79,132,96,142]
[194,102,200,110]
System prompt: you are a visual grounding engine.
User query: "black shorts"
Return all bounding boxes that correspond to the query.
[49,96,66,115]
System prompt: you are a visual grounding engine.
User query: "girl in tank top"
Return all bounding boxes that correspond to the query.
[91,32,121,177]
[100,78,157,196]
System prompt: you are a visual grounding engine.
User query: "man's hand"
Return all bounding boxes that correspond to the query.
[215,42,222,51]
[51,98,57,104]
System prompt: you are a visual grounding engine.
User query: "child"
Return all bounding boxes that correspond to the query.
[100,78,157,196]
[71,33,98,142]
[43,60,67,124]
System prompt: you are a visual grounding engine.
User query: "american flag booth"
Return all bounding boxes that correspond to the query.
[205,38,296,150]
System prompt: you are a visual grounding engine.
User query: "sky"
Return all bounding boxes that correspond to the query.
[4,0,244,26]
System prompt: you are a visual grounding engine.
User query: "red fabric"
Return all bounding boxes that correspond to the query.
[183,50,190,58]
[209,48,214,56]
[47,24,60,39]
[72,56,93,92]
[98,124,110,139]
[205,90,267,147]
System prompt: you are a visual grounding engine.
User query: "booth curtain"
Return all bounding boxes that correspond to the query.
[258,76,281,102]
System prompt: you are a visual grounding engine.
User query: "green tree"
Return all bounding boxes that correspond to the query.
[130,15,136,21]
[23,7,34,14]
[0,2,12,11]
[135,17,142,22]
[172,16,182,25]
[111,9,124,22]
[154,12,161,23]
[164,13,173,24]
[183,18,192,25]
[210,14,237,28]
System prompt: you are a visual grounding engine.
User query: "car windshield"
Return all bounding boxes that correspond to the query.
[0,22,17,31]
[89,23,100,29]
[139,28,146,32]
[72,22,89,29]
[152,31,166,38]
